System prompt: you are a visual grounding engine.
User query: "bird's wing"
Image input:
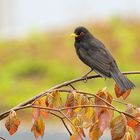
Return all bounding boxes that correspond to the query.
[78,46,115,77]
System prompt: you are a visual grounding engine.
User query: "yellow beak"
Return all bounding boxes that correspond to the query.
[70,33,78,37]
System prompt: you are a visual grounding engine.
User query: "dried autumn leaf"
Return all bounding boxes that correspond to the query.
[31,116,45,140]
[85,100,94,118]
[127,120,138,129]
[5,110,20,135]
[89,122,103,140]
[95,88,114,127]
[71,117,85,138]
[48,91,62,108]
[95,88,113,105]
[74,93,82,112]
[78,99,95,128]
[32,100,40,121]
[74,93,87,112]
[122,132,133,140]
[125,104,138,128]
[98,109,110,132]
[81,94,89,105]
[125,104,137,115]
[111,114,127,140]
[134,124,140,140]
[114,84,131,99]
[32,97,49,120]
[95,88,113,114]
[65,92,74,107]
[39,97,49,120]
[122,89,131,100]
[65,92,75,117]
[114,84,122,98]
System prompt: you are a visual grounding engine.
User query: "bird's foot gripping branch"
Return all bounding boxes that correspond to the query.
[0,71,140,140]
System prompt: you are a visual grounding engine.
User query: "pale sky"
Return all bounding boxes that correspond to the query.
[0,0,140,37]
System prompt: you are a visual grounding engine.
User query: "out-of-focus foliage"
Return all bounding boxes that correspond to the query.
[0,18,140,111]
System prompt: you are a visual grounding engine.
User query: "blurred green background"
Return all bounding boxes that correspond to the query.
[0,1,140,118]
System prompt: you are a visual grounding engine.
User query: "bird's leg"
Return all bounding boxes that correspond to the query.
[82,69,93,83]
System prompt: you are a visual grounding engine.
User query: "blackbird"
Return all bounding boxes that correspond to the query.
[71,26,135,92]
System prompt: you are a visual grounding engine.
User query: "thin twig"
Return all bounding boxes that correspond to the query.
[59,111,83,139]
[61,118,72,136]
[69,84,76,90]
[50,111,62,119]
[113,99,128,106]
[49,111,72,136]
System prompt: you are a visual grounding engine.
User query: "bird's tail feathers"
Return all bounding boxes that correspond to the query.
[110,68,135,92]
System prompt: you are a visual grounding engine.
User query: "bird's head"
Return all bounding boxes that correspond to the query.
[71,26,92,42]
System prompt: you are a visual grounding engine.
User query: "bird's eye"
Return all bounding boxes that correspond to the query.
[80,32,84,36]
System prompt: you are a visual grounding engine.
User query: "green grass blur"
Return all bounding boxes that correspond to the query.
[0,18,140,112]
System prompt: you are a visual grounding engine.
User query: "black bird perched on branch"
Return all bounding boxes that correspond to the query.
[71,26,135,92]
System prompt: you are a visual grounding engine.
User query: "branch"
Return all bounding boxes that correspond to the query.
[0,71,140,121]
[49,112,72,136]
[61,118,72,136]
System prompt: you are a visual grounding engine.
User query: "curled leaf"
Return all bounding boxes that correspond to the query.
[89,122,103,140]
[48,91,62,108]
[95,88,113,105]
[95,88,114,130]
[31,116,45,140]
[122,132,133,140]
[32,97,49,120]
[65,92,75,117]
[98,109,110,132]
[5,110,20,135]
[125,104,140,128]
[71,117,85,138]
[114,84,131,99]
[111,114,127,140]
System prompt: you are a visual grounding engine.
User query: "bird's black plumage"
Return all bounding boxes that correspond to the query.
[73,26,135,92]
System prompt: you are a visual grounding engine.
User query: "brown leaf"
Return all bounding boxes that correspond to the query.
[5,110,20,135]
[95,88,113,105]
[65,92,75,117]
[125,104,137,115]
[89,122,103,140]
[95,88,114,129]
[48,91,62,108]
[125,104,138,128]
[122,132,134,140]
[122,89,131,100]
[31,116,45,140]
[127,120,138,129]
[71,117,85,138]
[32,100,40,121]
[32,97,49,120]
[111,114,127,140]
[83,99,95,128]
[114,84,131,99]
[134,124,140,140]
[114,84,122,98]
[98,109,110,132]
[39,97,49,120]
[65,92,75,107]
